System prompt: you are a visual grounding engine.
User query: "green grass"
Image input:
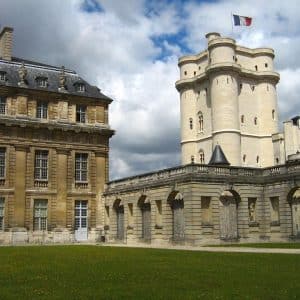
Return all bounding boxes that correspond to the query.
[206,243,300,249]
[0,245,300,299]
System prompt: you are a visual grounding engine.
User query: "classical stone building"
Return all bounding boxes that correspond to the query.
[104,33,300,246]
[0,27,114,243]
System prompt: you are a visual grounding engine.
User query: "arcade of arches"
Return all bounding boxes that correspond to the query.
[104,165,300,245]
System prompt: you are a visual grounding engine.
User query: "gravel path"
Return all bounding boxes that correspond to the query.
[102,242,300,254]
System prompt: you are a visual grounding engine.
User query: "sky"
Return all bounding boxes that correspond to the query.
[0,0,299,180]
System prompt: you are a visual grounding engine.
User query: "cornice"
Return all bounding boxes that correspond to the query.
[175,63,280,91]
[0,115,115,136]
[178,51,208,67]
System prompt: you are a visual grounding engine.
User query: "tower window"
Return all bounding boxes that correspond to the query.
[251,85,255,91]
[199,150,205,164]
[194,71,196,76]
[240,83,243,90]
[191,155,194,164]
[272,109,275,120]
[241,115,244,123]
[198,112,203,132]
[256,156,259,163]
[254,117,258,125]
[243,154,246,163]
[198,66,201,70]
[276,157,279,164]
[265,63,268,68]
[184,71,187,76]
[189,118,193,130]
[255,65,258,71]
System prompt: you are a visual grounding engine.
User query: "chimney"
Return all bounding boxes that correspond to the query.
[0,27,13,61]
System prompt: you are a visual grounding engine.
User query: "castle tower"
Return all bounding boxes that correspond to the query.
[176,32,280,167]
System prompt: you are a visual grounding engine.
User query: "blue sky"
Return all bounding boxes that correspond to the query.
[0,0,299,179]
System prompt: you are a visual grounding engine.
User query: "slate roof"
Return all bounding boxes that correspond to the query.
[208,144,230,166]
[0,57,113,102]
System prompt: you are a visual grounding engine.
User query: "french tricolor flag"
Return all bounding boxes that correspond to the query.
[233,14,252,26]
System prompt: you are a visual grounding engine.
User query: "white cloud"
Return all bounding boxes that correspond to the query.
[0,0,299,180]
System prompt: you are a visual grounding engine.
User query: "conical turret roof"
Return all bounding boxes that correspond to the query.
[208,145,230,166]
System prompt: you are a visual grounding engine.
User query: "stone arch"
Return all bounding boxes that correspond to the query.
[168,191,185,241]
[138,195,151,241]
[113,199,124,241]
[219,189,240,240]
[287,187,300,237]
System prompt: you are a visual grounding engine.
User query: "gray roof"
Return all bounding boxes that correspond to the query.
[209,145,230,166]
[0,57,113,102]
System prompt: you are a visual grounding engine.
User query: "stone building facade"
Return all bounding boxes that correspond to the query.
[0,27,114,244]
[104,33,300,246]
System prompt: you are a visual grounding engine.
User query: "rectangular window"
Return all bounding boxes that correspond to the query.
[201,196,212,225]
[0,148,5,178]
[0,97,6,114]
[36,101,48,119]
[270,197,280,225]
[34,199,47,231]
[0,197,4,230]
[34,150,48,180]
[75,153,88,182]
[75,200,88,230]
[76,105,86,123]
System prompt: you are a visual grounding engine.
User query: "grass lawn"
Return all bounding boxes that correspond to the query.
[0,245,299,299]
[206,243,300,249]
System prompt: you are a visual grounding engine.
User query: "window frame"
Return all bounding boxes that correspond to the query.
[76,105,86,123]
[75,153,88,182]
[33,199,48,231]
[34,150,49,181]
[0,148,5,179]
[36,101,48,119]
[0,96,6,115]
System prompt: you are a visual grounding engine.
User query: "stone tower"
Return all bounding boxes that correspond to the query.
[176,32,280,167]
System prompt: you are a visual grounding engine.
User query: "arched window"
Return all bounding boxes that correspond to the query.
[276,157,279,164]
[191,155,194,164]
[256,156,259,164]
[189,118,193,130]
[198,112,203,132]
[254,117,258,125]
[255,65,258,71]
[199,150,205,164]
[241,115,244,124]
[272,109,275,120]
[243,154,246,163]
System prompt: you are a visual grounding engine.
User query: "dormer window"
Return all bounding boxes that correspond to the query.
[0,72,7,82]
[75,82,86,92]
[36,77,48,88]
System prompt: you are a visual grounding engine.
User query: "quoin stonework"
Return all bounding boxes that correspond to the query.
[0,28,300,245]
